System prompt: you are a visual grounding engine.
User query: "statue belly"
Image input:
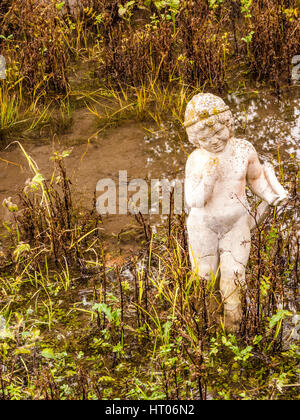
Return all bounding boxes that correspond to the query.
[188,201,249,237]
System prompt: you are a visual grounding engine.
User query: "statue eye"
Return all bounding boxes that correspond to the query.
[215,128,224,135]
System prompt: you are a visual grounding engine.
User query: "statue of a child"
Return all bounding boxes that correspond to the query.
[184,93,288,331]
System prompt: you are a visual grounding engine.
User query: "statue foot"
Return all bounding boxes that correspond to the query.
[224,303,242,333]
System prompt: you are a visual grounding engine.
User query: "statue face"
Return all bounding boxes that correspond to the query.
[187,119,232,153]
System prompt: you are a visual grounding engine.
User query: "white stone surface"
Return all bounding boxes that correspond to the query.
[184,93,288,331]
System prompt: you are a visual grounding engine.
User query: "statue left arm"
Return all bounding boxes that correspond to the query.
[247,148,288,206]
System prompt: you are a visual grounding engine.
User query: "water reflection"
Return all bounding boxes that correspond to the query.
[229,90,300,159]
[144,88,300,179]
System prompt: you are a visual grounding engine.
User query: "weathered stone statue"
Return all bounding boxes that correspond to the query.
[184,93,288,331]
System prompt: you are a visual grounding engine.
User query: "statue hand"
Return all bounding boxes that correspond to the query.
[203,157,219,183]
[272,191,289,207]
[263,163,289,207]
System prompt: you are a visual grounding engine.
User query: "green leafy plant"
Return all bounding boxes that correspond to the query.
[242,30,255,58]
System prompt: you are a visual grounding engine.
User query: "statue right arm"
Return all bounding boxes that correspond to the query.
[185,151,219,209]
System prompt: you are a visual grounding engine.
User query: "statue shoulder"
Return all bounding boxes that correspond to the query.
[232,138,257,156]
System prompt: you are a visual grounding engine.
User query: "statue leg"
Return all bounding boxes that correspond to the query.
[219,216,251,332]
[187,215,219,279]
[187,217,220,325]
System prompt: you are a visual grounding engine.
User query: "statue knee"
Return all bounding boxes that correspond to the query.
[220,261,245,301]
[220,253,245,282]
[193,260,217,281]
[221,265,245,282]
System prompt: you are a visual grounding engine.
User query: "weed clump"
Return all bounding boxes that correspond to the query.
[1,0,70,94]
[246,0,300,87]
[2,145,102,272]
[98,1,230,90]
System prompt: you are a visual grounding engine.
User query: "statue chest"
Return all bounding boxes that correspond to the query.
[216,153,249,182]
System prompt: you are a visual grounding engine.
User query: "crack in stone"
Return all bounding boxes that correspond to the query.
[219,249,247,268]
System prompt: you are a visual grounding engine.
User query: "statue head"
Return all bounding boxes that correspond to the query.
[184,93,234,153]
